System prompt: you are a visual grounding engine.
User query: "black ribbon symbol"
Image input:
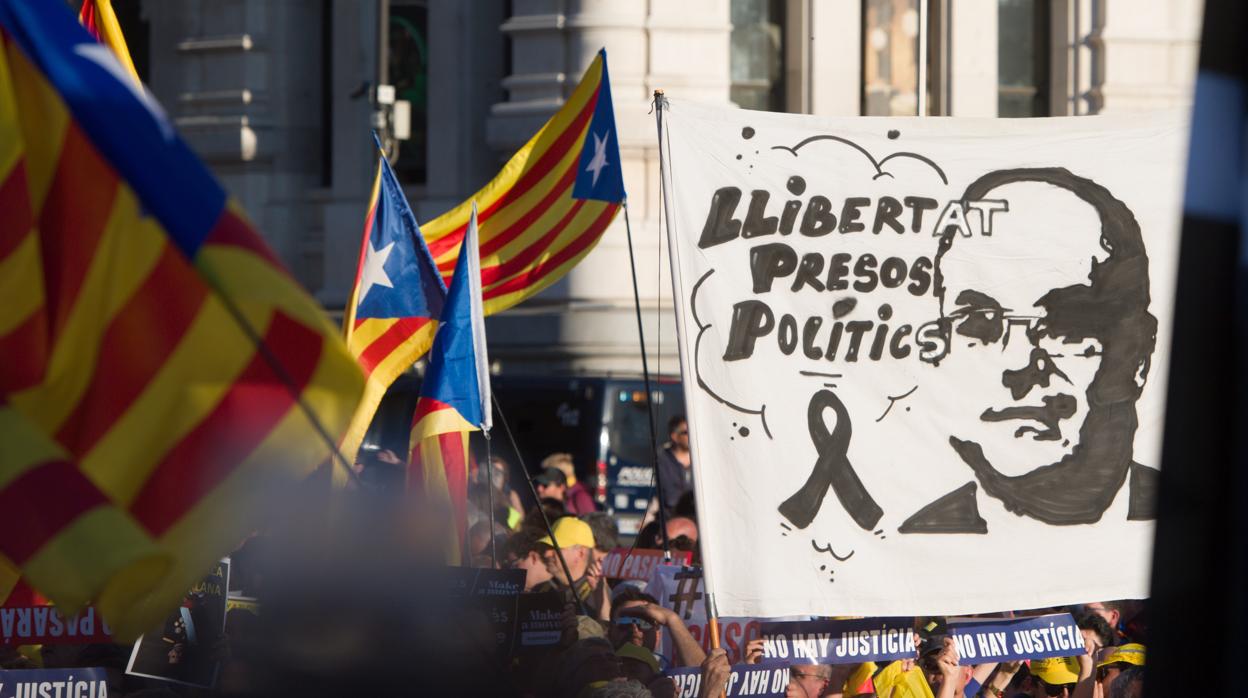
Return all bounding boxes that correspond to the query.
[778,390,884,531]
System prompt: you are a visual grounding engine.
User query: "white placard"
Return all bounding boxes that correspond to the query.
[659,100,1186,618]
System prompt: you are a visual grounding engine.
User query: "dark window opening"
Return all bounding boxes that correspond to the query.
[730,0,787,112]
[389,1,428,184]
[998,0,1051,117]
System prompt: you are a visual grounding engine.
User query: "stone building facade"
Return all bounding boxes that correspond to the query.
[126,0,1202,376]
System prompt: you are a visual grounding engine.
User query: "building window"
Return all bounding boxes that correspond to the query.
[389,1,428,183]
[998,0,1050,117]
[862,0,920,116]
[730,0,786,112]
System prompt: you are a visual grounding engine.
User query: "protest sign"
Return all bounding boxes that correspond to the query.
[666,661,790,698]
[513,590,565,653]
[445,567,526,597]
[947,613,1082,665]
[659,100,1185,617]
[648,565,767,664]
[0,607,111,645]
[0,667,108,698]
[758,618,915,664]
[127,558,229,689]
[601,548,692,581]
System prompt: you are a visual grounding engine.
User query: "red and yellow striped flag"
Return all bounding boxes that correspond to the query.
[421,48,625,313]
[0,1,363,637]
[77,0,137,84]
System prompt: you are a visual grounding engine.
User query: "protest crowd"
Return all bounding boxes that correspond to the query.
[0,415,1149,698]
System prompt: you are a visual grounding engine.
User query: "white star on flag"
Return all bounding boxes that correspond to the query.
[357,239,395,302]
[586,130,609,186]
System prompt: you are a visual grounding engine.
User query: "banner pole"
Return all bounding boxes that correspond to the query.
[492,393,590,617]
[653,90,725,670]
[621,200,672,557]
[483,429,498,569]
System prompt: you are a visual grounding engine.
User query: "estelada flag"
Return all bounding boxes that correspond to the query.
[340,135,447,462]
[0,1,363,638]
[420,48,626,313]
[77,0,137,83]
[409,205,490,563]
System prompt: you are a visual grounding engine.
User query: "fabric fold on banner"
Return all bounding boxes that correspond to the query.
[0,0,363,638]
[409,206,490,563]
[657,97,1185,617]
[419,48,625,314]
[77,0,137,83]
[340,136,446,463]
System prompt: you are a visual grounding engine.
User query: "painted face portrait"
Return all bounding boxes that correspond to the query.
[927,168,1158,527]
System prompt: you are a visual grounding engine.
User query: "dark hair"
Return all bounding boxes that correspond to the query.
[634,521,662,550]
[667,415,687,434]
[1108,666,1144,698]
[1077,612,1117,647]
[609,587,660,620]
[580,512,620,552]
[503,529,544,561]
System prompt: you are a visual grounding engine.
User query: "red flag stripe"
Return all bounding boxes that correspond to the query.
[434,157,582,276]
[483,204,618,300]
[0,163,31,260]
[355,316,433,375]
[128,311,324,535]
[38,122,121,339]
[54,245,210,457]
[424,85,600,258]
[0,459,109,565]
[439,431,469,552]
[0,309,46,394]
[478,199,586,287]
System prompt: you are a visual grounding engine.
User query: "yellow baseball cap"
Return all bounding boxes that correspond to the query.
[1097,643,1145,668]
[1030,657,1079,685]
[538,516,596,549]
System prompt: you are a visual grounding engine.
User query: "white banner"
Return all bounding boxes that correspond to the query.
[659,100,1186,617]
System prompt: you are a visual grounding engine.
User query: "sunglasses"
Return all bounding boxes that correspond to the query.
[614,617,656,631]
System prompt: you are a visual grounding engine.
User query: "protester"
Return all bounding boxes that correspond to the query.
[502,529,555,591]
[1106,666,1143,698]
[1095,644,1145,696]
[535,466,570,504]
[582,511,622,564]
[543,452,598,514]
[1023,657,1080,698]
[608,586,706,669]
[786,664,834,698]
[534,516,610,620]
[485,455,527,522]
[656,415,693,518]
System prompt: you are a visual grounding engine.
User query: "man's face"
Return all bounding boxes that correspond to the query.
[609,600,658,651]
[511,550,552,591]
[1083,602,1121,628]
[543,544,589,584]
[536,481,566,502]
[671,422,689,449]
[785,666,828,698]
[937,184,1108,475]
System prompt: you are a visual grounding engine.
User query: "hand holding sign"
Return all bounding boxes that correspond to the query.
[698,649,731,698]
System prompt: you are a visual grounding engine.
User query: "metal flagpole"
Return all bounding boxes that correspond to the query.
[492,393,590,618]
[652,89,726,680]
[621,200,672,556]
[483,430,498,569]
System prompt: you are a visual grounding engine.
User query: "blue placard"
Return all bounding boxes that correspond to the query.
[665,661,790,698]
[0,667,108,698]
[947,613,1082,665]
[758,618,916,664]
